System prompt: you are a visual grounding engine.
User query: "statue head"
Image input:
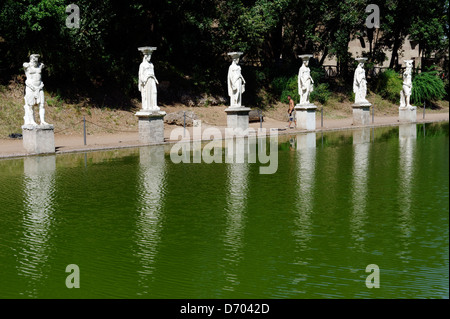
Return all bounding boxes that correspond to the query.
[355,57,367,68]
[299,54,313,67]
[404,60,413,69]
[228,52,243,65]
[144,54,152,62]
[138,46,157,63]
[30,54,40,66]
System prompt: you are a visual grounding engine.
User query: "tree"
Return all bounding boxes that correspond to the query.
[408,0,448,61]
[0,0,447,106]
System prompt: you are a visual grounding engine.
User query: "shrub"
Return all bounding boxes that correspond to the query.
[444,77,449,101]
[310,83,330,105]
[279,75,299,104]
[271,76,289,96]
[310,66,326,85]
[411,70,446,105]
[349,91,355,103]
[373,69,403,103]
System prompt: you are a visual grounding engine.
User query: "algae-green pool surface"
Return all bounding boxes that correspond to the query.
[0,123,448,299]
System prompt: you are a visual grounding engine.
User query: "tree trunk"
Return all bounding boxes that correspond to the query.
[389,35,401,69]
[319,47,328,66]
[264,18,283,63]
[367,29,373,59]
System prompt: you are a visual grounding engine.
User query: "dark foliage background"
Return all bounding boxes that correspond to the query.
[0,0,448,108]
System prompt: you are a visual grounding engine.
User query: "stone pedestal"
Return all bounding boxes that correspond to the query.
[22,124,55,154]
[295,103,317,130]
[352,103,372,126]
[135,110,166,144]
[225,107,251,131]
[399,106,416,123]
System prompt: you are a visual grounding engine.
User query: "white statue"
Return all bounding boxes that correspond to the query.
[138,47,159,111]
[227,52,246,107]
[23,54,49,126]
[400,60,413,108]
[298,54,314,105]
[353,58,369,104]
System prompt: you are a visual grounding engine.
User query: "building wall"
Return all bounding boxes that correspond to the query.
[320,35,420,68]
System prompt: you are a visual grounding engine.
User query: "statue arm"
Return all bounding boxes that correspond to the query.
[230,71,238,88]
[25,80,36,91]
[361,69,366,82]
[138,65,147,89]
[403,72,412,87]
[301,72,309,86]
[353,72,358,93]
[229,65,244,86]
[151,75,159,85]
[227,68,233,96]
[355,70,361,83]
[403,75,411,87]
[355,69,364,85]
[25,82,35,91]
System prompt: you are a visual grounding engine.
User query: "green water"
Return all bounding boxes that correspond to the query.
[0,123,448,299]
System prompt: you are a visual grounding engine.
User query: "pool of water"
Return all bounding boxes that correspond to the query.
[0,122,448,299]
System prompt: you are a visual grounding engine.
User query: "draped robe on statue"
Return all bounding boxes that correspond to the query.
[139,60,158,110]
[227,63,245,107]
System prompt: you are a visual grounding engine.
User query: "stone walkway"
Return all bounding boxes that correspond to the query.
[0,112,448,159]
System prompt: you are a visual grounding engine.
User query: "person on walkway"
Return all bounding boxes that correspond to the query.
[287,95,296,129]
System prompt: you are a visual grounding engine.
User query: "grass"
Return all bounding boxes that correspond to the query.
[370,93,399,116]
[0,83,24,137]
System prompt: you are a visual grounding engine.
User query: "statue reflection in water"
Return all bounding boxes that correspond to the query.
[350,128,371,252]
[291,133,316,292]
[397,124,416,263]
[222,137,249,292]
[135,146,166,296]
[18,155,56,297]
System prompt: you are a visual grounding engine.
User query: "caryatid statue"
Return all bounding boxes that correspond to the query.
[400,60,413,108]
[227,52,246,107]
[23,54,49,126]
[138,47,159,111]
[353,58,369,104]
[298,54,314,105]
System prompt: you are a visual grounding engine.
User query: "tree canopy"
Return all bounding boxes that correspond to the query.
[0,0,447,106]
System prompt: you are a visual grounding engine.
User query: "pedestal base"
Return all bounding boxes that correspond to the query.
[225,107,251,131]
[135,110,166,144]
[398,106,417,123]
[295,103,317,130]
[22,124,55,154]
[352,103,372,126]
